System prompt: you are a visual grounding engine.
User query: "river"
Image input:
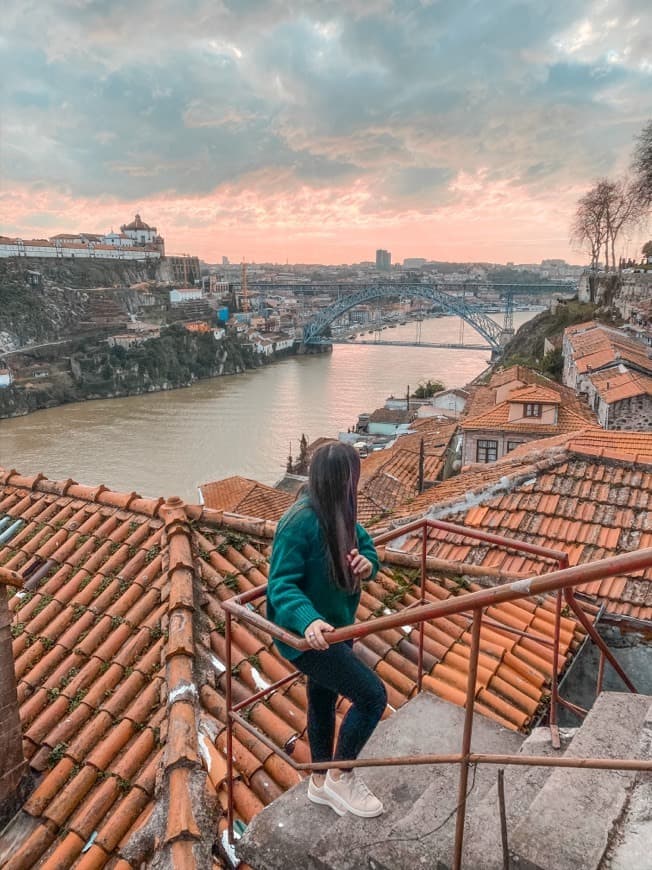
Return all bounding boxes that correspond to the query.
[0,312,536,501]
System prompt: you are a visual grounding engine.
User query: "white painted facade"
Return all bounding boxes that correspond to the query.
[103,233,134,248]
[0,239,160,261]
[169,287,203,303]
[273,335,294,352]
[0,369,13,388]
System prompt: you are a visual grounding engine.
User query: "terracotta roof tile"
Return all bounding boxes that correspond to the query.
[357,419,458,522]
[376,430,652,622]
[461,398,597,435]
[506,384,562,404]
[565,321,652,376]
[589,368,652,403]
[199,476,296,521]
[0,464,592,869]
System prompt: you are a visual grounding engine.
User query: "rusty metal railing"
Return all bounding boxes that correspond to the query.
[221,519,652,869]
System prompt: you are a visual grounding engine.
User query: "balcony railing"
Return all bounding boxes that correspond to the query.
[221,518,652,869]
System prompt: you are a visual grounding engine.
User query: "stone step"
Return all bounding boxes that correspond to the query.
[600,701,652,870]
[509,692,651,870]
[237,691,523,870]
[461,726,578,870]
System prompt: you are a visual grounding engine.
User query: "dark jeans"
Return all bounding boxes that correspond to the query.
[293,640,387,766]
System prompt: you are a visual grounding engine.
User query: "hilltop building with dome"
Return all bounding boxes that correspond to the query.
[0,214,174,263]
[119,214,165,254]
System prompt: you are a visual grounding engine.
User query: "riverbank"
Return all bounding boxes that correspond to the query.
[0,325,296,419]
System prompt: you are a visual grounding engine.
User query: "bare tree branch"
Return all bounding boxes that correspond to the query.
[632,119,652,208]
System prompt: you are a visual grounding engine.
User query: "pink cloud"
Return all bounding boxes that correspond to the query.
[2,173,647,265]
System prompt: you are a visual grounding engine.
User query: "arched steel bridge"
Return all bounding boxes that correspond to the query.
[301,283,508,350]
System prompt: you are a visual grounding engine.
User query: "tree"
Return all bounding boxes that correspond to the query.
[570,183,608,271]
[643,240,652,259]
[571,179,644,271]
[293,433,309,476]
[413,378,445,399]
[632,119,652,208]
[540,347,563,381]
[603,178,646,271]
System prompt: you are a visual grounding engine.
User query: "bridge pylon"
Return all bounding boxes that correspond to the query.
[499,328,515,346]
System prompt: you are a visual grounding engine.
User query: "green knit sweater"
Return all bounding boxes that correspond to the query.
[266,498,379,660]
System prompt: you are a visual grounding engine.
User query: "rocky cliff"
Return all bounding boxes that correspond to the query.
[578,270,652,320]
[0,258,161,351]
[0,325,264,419]
[498,300,603,376]
[0,258,293,419]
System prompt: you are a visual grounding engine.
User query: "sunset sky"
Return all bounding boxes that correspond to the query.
[2,0,651,265]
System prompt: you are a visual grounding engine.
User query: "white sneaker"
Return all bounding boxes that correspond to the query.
[307,775,347,816]
[323,770,384,818]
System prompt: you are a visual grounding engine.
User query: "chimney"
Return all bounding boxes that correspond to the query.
[0,573,27,827]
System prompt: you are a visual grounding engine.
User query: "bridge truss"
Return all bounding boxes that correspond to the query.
[301,284,508,350]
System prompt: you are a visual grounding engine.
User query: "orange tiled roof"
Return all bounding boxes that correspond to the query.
[461,400,596,435]
[565,322,652,376]
[588,368,652,404]
[379,430,652,622]
[460,384,497,420]
[491,366,595,419]
[565,430,652,464]
[489,365,541,389]
[464,367,594,426]
[506,384,561,404]
[357,420,458,523]
[199,476,296,522]
[0,466,587,868]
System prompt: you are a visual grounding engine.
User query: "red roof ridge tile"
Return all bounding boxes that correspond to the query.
[198,508,278,539]
[158,498,209,860]
[0,466,164,517]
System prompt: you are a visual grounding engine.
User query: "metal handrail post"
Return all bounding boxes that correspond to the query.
[225,610,235,845]
[597,650,606,696]
[549,587,562,749]
[453,607,482,870]
[417,521,427,693]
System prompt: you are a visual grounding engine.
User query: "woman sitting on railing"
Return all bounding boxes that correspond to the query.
[267,441,387,818]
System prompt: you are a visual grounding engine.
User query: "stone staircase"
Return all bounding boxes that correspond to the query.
[236,692,651,870]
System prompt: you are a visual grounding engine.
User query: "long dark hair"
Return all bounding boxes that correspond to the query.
[308,442,361,593]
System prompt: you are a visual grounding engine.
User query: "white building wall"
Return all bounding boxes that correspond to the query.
[169,288,203,303]
[0,242,160,260]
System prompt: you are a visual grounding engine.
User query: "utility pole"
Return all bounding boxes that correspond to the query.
[418,437,425,494]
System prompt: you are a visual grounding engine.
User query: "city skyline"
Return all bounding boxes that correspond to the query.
[2,1,651,264]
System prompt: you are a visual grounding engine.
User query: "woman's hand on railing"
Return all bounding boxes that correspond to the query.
[304,619,334,650]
